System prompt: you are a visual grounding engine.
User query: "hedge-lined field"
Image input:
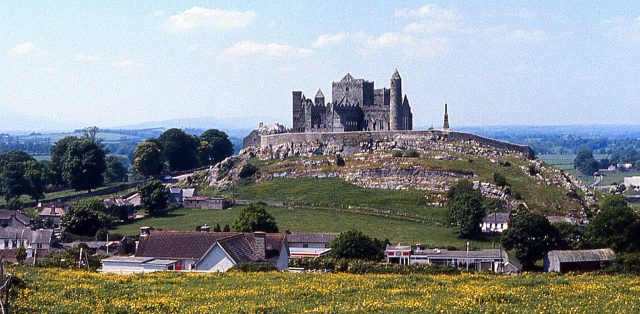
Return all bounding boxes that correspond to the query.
[12,268,640,313]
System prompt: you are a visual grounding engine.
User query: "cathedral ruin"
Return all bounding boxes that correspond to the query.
[292,69,413,133]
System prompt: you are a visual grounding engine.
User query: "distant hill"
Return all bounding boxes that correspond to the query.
[111,116,279,138]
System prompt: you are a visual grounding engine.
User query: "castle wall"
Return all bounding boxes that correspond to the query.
[257,130,535,159]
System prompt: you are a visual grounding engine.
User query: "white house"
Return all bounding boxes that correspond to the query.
[481,213,511,233]
[100,257,178,274]
[101,229,289,273]
[385,244,520,274]
[623,176,640,188]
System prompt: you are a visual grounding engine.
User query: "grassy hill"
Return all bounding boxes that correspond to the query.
[13,268,640,313]
[113,206,497,249]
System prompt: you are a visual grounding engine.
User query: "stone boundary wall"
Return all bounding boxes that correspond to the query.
[258,130,535,159]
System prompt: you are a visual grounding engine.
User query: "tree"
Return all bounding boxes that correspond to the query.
[23,160,48,201]
[0,151,37,201]
[158,128,199,171]
[329,229,384,260]
[50,136,80,186]
[232,204,279,233]
[104,155,128,183]
[223,224,231,232]
[502,212,560,269]
[336,154,345,167]
[5,196,23,211]
[133,141,164,177]
[139,180,170,216]
[82,126,100,143]
[199,129,234,164]
[239,163,258,178]
[554,222,587,250]
[15,246,26,264]
[54,137,106,192]
[574,149,600,175]
[447,180,485,238]
[213,223,222,232]
[62,198,112,237]
[588,195,640,252]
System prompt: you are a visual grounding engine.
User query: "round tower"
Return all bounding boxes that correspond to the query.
[389,69,402,130]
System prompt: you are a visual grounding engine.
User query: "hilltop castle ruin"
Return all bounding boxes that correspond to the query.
[292,69,413,133]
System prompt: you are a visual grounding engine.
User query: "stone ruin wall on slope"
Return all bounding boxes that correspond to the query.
[253,130,535,160]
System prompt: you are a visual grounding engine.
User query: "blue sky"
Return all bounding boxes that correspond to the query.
[1,1,639,131]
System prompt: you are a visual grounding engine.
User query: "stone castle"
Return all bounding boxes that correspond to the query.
[292,69,413,133]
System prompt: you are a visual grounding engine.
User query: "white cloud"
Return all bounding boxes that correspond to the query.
[152,10,165,17]
[75,53,100,62]
[486,27,548,43]
[312,32,349,48]
[403,20,457,33]
[511,29,547,42]
[111,59,144,69]
[517,8,536,19]
[167,7,257,32]
[394,4,457,20]
[8,42,35,56]
[222,41,311,58]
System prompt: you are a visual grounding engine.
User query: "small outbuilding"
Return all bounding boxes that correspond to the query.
[544,249,615,273]
[184,197,231,210]
[481,213,511,233]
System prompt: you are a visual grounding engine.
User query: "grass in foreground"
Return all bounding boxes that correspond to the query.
[112,206,494,248]
[13,267,640,313]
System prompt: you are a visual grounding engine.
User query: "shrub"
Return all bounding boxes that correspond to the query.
[493,172,508,187]
[335,154,345,167]
[289,257,460,275]
[231,262,277,272]
[239,163,258,178]
[392,151,403,158]
[605,253,640,274]
[405,150,420,158]
[528,165,539,176]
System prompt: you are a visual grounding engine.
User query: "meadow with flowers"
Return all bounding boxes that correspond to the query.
[12,267,640,313]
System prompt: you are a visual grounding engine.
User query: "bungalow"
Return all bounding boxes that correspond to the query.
[101,256,177,274]
[385,245,520,274]
[101,228,289,273]
[286,232,337,258]
[544,249,615,273]
[183,197,231,210]
[481,213,511,233]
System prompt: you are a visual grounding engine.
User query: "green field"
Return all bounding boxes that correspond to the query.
[113,206,496,248]
[13,268,640,313]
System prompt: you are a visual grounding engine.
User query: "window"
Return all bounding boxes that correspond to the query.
[302,243,309,248]
[37,244,43,249]
[3,240,8,248]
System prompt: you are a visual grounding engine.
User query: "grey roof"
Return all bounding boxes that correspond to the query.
[386,244,411,251]
[217,234,258,263]
[145,259,178,265]
[548,249,615,263]
[0,210,31,226]
[169,188,183,194]
[315,89,324,98]
[287,233,338,244]
[102,256,155,263]
[482,213,511,224]
[0,227,53,244]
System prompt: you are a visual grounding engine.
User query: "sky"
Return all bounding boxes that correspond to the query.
[1,1,639,131]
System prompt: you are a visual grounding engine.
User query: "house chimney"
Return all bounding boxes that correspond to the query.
[200,224,210,232]
[254,231,266,260]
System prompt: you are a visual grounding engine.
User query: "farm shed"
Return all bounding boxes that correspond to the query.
[544,249,615,273]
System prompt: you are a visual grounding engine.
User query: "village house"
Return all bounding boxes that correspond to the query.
[101,228,289,274]
[544,249,615,273]
[36,201,66,229]
[480,213,511,233]
[0,210,31,227]
[385,244,520,274]
[546,215,582,225]
[183,197,231,210]
[0,227,54,263]
[286,232,337,258]
[103,197,136,220]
